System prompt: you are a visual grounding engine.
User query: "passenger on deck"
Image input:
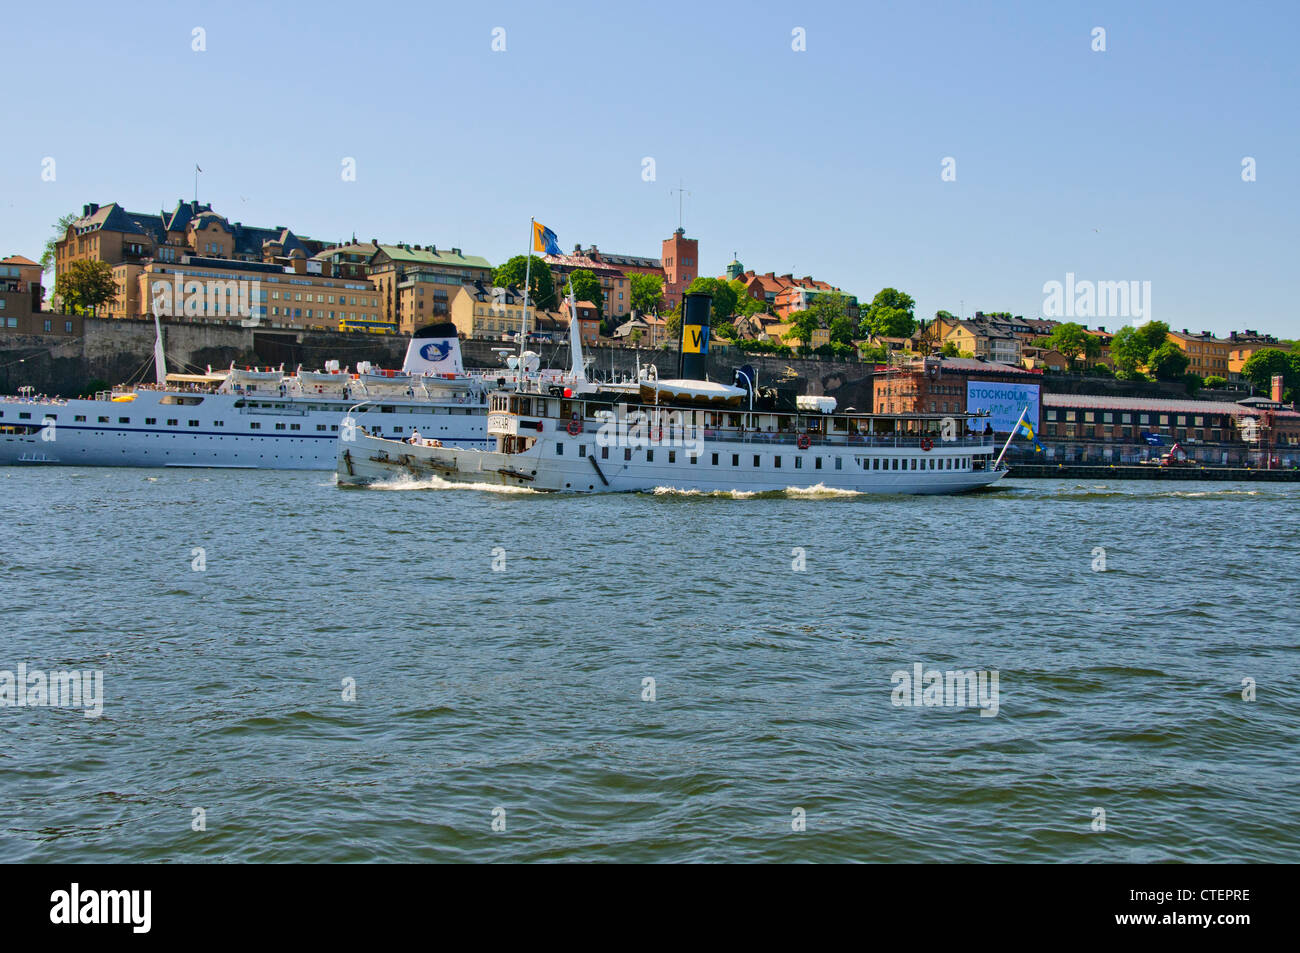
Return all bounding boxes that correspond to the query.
[409,429,421,445]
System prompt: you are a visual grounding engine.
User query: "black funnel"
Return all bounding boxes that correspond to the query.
[678,292,712,380]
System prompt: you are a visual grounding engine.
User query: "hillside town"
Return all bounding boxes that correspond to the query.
[3,197,1299,469]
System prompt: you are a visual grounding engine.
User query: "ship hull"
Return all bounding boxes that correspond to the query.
[336,431,1007,494]
[0,391,488,470]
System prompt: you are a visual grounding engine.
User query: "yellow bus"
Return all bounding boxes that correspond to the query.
[339,319,398,334]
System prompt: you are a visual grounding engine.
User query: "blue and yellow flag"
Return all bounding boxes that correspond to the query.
[532,221,561,256]
[1017,414,1044,452]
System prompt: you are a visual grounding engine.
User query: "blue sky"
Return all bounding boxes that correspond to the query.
[2,0,1296,337]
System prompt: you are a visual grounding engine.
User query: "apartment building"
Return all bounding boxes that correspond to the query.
[369,244,492,334]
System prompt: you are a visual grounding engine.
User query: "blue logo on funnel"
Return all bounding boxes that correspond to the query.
[420,341,452,362]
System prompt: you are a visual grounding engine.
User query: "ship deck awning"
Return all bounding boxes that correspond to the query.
[165,373,227,383]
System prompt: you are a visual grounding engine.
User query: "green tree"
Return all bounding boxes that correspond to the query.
[859,287,917,338]
[1109,320,1172,378]
[715,321,738,341]
[41,212,78,275]
[940,341,960,357]
[629,272,664,315]
[829,316,856,345]
[1240,348,1299,395]
[1042,322,1101,371]
[1203,375,1227,388]
[783,309,822,349]
[685,276,738,322]
[628,327,644,347]
[1147,341,1191,380]
[55,259,116,315]
[493,255,557,311]
[730,279,765,318]
[934,309,958,322]
[808,291,850,333]
[567,269,603,320]
[664,303,683,342]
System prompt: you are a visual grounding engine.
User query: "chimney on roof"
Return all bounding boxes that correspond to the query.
[1183,328,1189,334]
[1272,374,1284,403]
[452,248,461,256]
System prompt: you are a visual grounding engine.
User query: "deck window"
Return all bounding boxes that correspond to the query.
[668,450,676,463]
[555,443,563,455]
[753,454,761,467]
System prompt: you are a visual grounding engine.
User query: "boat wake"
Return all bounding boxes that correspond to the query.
[649,482,865,500]
[360,474,538,494]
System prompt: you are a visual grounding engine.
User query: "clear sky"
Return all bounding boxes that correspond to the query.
[2,0,1296,337]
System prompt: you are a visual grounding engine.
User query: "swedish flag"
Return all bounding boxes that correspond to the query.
[532,221,561,256]
[1018,415,1045,452]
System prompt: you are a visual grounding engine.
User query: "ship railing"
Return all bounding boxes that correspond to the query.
[552,422,994,449]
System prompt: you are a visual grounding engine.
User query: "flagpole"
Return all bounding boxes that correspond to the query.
[992,406,1029,470]
[518,218,533,388]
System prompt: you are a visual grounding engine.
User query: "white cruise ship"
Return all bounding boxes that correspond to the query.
[0,323,541,470]
[336,296,1010,495]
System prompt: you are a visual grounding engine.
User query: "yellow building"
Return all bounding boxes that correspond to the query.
[1168,329,1230,377]
[1226,332,1283,379]
[450,283,565,340]
[134,252,382,330]
[369,244,493,334]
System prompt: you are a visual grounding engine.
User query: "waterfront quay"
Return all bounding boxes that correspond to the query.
[1009,463,1300,481]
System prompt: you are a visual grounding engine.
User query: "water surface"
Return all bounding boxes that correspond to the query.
[1,469,1295,862]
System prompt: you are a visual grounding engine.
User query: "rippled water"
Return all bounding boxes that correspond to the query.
[2,468,1297,862]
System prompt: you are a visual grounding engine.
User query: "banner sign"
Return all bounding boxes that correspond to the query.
[965,381,1040,433]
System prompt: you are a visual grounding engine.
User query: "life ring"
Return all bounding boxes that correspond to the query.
[921,437,934,451]
[796,433,811,450]
[566,419,582,436]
